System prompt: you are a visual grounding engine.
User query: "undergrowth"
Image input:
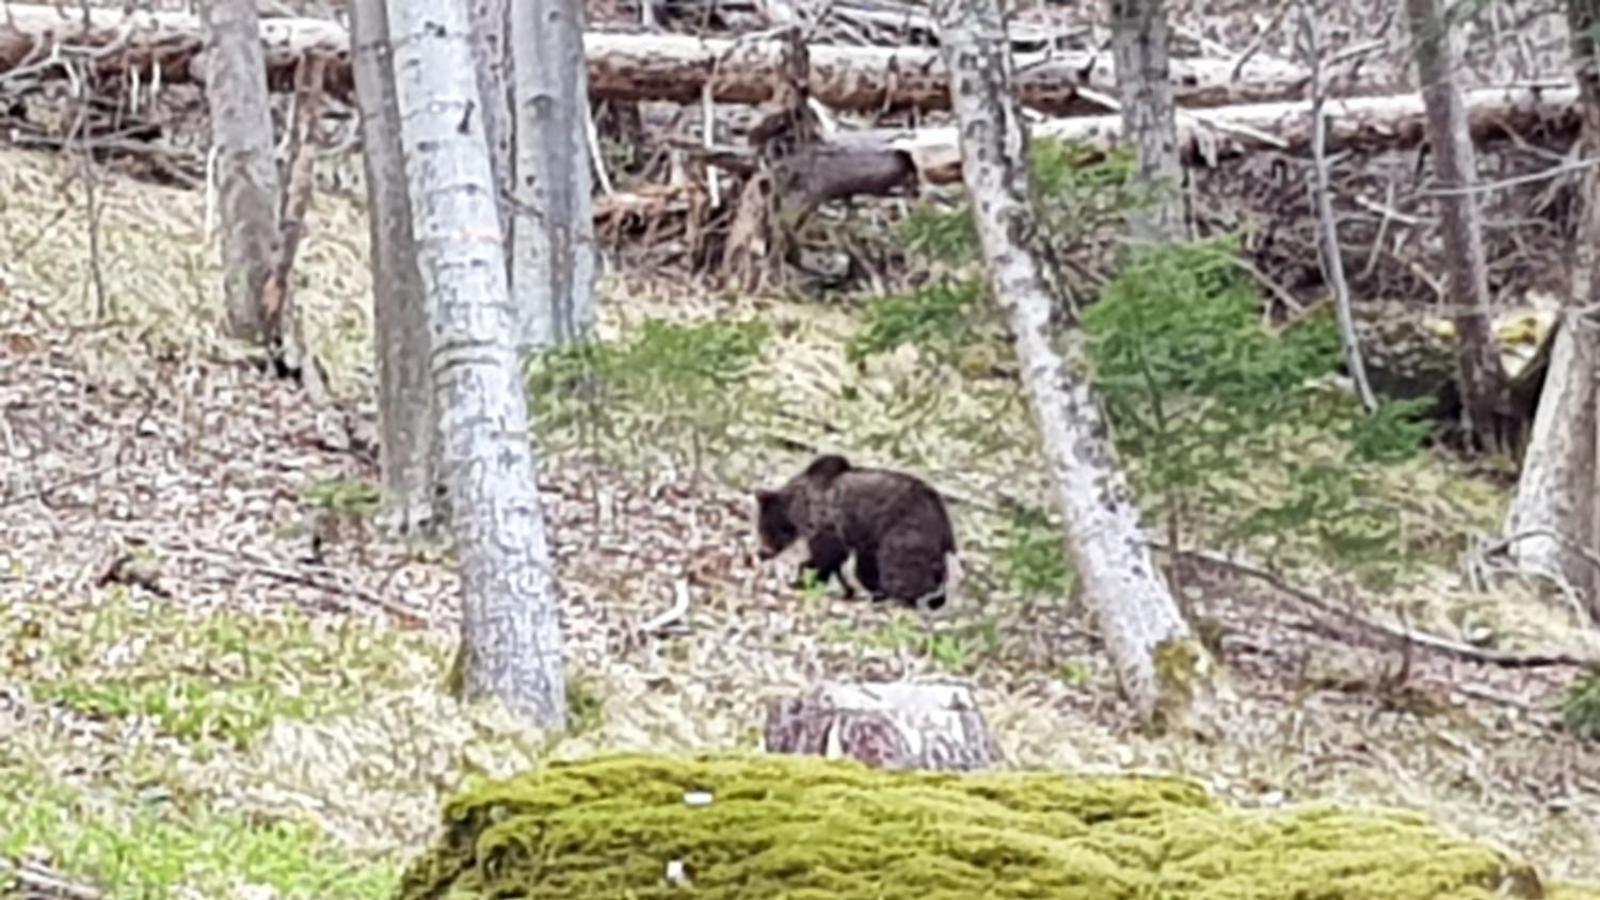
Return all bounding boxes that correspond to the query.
[524,318,776,482]
[851,138,1437,592]
[3,593,439,751]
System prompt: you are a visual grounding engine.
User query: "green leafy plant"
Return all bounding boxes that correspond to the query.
[846,278,988,365]
[859,612,1001,674]
[301,478,381,516]
[525,318,775,481]
[997,504,1075,601]
[1563,669,1600,742]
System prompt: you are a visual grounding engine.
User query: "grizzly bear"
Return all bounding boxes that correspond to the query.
[753,454,959,611]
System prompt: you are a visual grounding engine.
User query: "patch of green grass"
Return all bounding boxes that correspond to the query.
[0,759,398,899]
[301,477,383,516]
[2,593,447,750]
[846,278,988,365]
[996,505,1076,601]
[849,611,1002,674]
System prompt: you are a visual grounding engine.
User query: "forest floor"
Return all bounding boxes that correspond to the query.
[4,144,1600,899]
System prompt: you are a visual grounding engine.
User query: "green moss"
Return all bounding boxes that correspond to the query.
[395,753,1539,899]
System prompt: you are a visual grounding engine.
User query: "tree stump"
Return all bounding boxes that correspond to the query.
[762,681,1001,772]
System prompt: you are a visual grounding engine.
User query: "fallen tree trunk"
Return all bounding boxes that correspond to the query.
[763,682,1001,772]
[0,4,1306,114]
[844,83,1583,184]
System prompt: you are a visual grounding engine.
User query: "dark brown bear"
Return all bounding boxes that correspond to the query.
[753,454,959,610]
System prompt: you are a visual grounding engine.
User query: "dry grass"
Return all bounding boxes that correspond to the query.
[3,142,1600,899]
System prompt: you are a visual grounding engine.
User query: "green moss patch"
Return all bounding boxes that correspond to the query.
[397,753,1540,899]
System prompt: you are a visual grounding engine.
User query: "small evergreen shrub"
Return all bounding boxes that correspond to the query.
[870,141,1434,587]
[525,318,774,480]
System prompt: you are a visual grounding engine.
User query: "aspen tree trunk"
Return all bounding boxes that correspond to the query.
[350,0,440,533]
[1109,0,1186,243]
[930,0,1214,729]
[387,0,570,727]
[1405,0,1512,451]
[1505,0,1600,618]
[468,0,514,255]
[202,0,280,345]
[512,0,598,350]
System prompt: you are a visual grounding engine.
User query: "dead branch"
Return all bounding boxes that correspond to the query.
[855,84,1582,185]
[1172,545,1595,670]
[0,3,1308,114]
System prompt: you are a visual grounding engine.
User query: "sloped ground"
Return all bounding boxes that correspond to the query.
[4,144,1600,898]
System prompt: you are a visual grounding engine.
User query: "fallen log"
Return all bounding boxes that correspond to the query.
[0,4,1307,114]
[840,83,1583,184]
[763,681,1002,772]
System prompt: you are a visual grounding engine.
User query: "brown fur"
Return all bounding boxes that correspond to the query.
[754,454,958,610]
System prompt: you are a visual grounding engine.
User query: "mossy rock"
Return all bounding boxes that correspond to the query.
[395,752,1546,899]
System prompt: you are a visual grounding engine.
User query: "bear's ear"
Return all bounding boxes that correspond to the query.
[753,488,778,506]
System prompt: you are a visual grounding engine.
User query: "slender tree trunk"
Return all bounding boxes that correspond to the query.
[1298,0,1377,411]
[512,0,598,350]
[1108,0,1185,243]
[1505,0,1600,618]
[930,0,1214,730]
[202,0,280,345]
[468,0,514,261]
[1405,0,1512,451]
[387,0,570,728]
[350,0,440,533]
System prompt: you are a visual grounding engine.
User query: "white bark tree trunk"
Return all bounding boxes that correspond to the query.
[1109,0,1186,243]
[387,0,570,727]
[1405,0,1512,450]
[1505,0,1600,619]
[930,0,1213,729]
[511,0,597,350]
[350,0,440,533]
[468,0,514,255]
[202,0,280,345]
[1505,318,1598,586]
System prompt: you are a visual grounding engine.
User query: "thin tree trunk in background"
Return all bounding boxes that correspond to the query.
[468,0,514,261]
[1298,0,1377,411]
[1505,0,1600,618]
[202,0,280,345]
[387,0,570,728]
[350,0,441,534]
[1404,0,1512,451]
[931,0,1214,731]
[512,0,598,350]
[1108,0,1185,243]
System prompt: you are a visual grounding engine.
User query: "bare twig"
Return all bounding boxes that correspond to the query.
[1169,544,1594,670]
[1296,0,1377,412]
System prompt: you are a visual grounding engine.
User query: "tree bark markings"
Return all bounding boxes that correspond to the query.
[1109,0,1186,242]
[351,0,440,533]
[202,0,280,344]
[1405,0,1513,449]
[930,0,1212,729]
[385,0,569,726]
